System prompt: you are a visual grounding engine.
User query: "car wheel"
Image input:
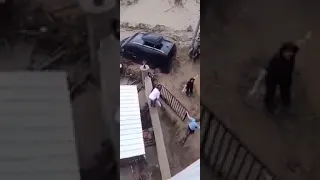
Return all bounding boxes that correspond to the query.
[161,67,170,74]
[148,63,155,70]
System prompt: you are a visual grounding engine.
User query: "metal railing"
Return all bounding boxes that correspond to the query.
[159,85,188,120]
[149,75,188,121]
[200,104,275,180]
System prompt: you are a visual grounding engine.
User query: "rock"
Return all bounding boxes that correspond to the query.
[120,0,139,6]
[152,24,167,32]
[187,25,193,32]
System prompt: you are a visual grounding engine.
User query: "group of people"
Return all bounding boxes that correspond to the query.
[148,78,199,144]
[148,77,197,107]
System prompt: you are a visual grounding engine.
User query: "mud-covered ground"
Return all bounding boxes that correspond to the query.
[121,0,199,30]
[159,102,200,176]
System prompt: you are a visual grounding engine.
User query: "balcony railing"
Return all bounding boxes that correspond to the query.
[200,104,275,180]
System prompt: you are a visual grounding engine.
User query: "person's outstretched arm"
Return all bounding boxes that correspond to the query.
[249,68,267,96]
[186,112,195,122]
[186,112,191,119]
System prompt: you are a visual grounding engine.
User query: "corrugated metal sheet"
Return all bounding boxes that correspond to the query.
[169,159,200,180]
[0,72,80,180]
[120,85,145,159]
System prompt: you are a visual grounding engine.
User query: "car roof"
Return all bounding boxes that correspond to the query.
[141,33,163,46]
[129,32,174,55]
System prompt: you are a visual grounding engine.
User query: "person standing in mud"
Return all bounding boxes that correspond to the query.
[257,42,300,113]
[249,32,312,114]
[181,111,200,145]
[186,78,195,96]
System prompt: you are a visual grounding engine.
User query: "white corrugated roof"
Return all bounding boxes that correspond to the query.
[169,159,200,180]
[0,72,80,180]
[120,85,145,159]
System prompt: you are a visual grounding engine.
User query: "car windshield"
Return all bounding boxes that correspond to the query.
[120,37,130,46]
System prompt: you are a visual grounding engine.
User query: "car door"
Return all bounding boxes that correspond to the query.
[142,46,160,68]
[122,44,137,60]
[133,45,145,64]
[138,46,151,64]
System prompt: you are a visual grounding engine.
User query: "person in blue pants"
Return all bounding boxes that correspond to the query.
[182,111,200,144]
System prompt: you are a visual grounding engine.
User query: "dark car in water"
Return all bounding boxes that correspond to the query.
[120,32,177,73]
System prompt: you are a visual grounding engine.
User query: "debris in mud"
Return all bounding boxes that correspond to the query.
[120,0,139,6]
[120,21,193,46]
[120,62,143,85]
[121,22,150,31]
[143,129,155,147]
[153,24,168,31]
[81,139,118,180]
[186,25,193,32]
[13,1,93,100]
[136,23,150,29]
[174,0,184,7]
[121,22,170,32]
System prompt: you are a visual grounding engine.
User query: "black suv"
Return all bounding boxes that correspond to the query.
[120,32,177,73]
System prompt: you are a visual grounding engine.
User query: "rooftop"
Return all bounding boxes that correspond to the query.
[0,72,80,180]
[120,85,145,160]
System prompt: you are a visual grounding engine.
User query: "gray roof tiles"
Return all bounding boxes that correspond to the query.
[0,72,80,180]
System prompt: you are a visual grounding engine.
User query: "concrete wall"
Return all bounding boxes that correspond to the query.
[144,77,171,180]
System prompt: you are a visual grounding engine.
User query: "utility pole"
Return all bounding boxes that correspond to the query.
[190,18,200,49]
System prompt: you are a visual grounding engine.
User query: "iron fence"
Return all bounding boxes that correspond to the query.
[159,85,188,120]
[200,104,275,180]
[149,75,188,121]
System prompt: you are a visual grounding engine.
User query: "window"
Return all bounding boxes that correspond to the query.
[143,41,163,50]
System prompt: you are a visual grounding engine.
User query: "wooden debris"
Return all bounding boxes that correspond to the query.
[30,50,67,70]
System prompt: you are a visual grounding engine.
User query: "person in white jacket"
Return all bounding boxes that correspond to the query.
[149,84,162,107]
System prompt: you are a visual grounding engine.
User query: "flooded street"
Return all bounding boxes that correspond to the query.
[121,0,199,30]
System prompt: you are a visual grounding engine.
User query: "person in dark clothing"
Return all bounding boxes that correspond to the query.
[186,78,195,96]
[263,42,300,113]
